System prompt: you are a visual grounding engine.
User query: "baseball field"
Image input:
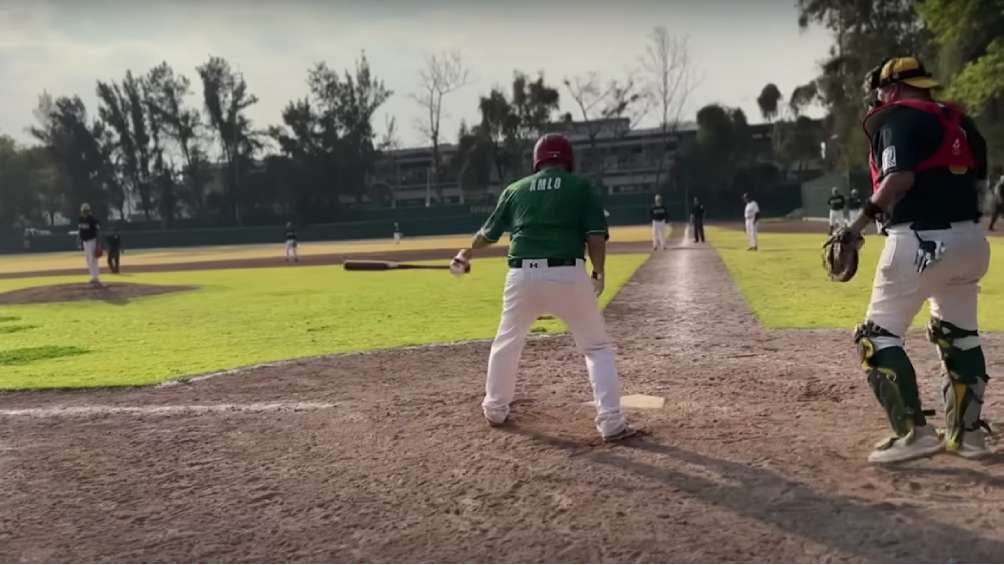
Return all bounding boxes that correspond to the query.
[1,222,1003,562]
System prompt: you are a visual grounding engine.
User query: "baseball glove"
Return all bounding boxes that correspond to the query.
[822,228,864,282]
[93,246,104,259]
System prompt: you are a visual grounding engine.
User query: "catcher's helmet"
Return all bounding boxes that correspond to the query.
[532,134,574,173]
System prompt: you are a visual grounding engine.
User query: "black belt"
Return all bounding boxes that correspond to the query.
[508,257,581,268]
[899,219,979,231]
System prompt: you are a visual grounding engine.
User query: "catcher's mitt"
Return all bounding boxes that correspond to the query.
[822,229,864,282]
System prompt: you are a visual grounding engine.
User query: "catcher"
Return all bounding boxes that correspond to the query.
[826,57,992,464]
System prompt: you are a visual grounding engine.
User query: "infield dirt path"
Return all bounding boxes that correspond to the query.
[1,231,1002,562]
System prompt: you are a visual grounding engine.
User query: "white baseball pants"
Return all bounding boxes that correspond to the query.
[867,222,990,351]
[829,209,847,229]
[745,219,758,248]
[482,259,627,437]
[82,239,100,283]
[285,240,298,260]
[651,220,667,250]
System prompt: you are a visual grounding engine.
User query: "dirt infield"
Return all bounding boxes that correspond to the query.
[1,234,1002,562]
[0,241,652,280]
[0,282,197,306]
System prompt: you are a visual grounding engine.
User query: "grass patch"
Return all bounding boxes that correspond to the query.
[0,345,89,366]
[0,325,37,335]
[0,254,648,390]
[0,316,20,323]
[708,226,1004,330]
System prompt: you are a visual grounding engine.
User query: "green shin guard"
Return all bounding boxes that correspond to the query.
[929,318,990,450]
[856,323,925,436]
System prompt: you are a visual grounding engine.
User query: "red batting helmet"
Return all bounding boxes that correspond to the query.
[532,133,574,172]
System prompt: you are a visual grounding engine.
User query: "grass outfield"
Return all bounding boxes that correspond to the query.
[709,226,1004,331]
[0,254,648,390]
[0,225,654,274]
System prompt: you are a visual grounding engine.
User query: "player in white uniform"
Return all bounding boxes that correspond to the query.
[284,222,298,262]
[449,133,636,442]
[649,195,669,251]
[742,193,759,250]
[393,222,402,245]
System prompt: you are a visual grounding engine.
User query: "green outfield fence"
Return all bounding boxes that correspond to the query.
[4,184,805,253]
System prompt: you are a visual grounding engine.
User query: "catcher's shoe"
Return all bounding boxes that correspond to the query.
[868,424,943,464]
[602,423,639,443]
[945,426,991,460]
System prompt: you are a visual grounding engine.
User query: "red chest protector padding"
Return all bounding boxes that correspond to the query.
[863,99,976,192]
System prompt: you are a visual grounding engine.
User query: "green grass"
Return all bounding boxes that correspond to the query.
[0,254,648,390]
[709,226,1004,330]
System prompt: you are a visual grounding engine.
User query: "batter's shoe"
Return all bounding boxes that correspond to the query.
[868,424,943,464]
[602,423,639,443]
[484,407,509,427]
[945,426,992,460]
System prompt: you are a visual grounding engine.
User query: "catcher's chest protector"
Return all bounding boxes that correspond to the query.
[864,100,976,192]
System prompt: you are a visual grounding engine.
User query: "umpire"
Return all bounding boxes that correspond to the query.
[842,56,991,464]
[105,228,122,274]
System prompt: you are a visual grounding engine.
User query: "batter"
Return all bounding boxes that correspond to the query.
[450,133,636,441]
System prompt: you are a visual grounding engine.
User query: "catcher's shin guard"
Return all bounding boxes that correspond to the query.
[855,322,926,435]
[928,318,991,450]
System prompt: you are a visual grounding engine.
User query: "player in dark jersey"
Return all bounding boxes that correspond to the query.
[842,56,991,463]
[988,166,1004,231]
[827,187,847,233]
[284,222,298,263]
[690,197,705,243]
[105,228,122,274]
[78,203,101,285]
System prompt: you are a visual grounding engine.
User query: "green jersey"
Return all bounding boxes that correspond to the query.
[478,167,608,259]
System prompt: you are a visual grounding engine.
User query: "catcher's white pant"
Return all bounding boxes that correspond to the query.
[482,259,627,437]
[867,222,990,351]
[651,220,667,250]
[745,219,758,248]
[829,209,848,229]
[284,240,298,260]
[82,239,100,283]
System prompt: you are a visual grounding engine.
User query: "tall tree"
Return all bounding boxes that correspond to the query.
[756,83,782,124]
[411,51,470,202]
[197,56,259,224]
[640,26,699,192]
[146,62,208,222]
[31,95,112,219]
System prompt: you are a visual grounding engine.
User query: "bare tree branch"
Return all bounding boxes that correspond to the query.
[409,50,471,201]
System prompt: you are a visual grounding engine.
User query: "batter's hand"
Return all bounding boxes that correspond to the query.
[591,271,604,296]
[450,249,471,277]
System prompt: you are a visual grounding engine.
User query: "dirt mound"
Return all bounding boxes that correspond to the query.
[0,282,196,305]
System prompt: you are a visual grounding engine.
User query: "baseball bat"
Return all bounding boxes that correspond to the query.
[343,260,451,271]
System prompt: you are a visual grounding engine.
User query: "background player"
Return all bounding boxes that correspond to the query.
[78,203,101,286]
[284,222,299,262]
[450,133,636,442]
[742,193,759,250]
[393,222,402,244]
[690,196,706,243]
[650,194,668,250]
[105,228,122,274]
[988,166,1004,231]
[848,188,864,225]
[827,187,848,233]
[843,56,991,463]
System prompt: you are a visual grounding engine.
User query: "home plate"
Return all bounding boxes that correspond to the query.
[582,394,665,410]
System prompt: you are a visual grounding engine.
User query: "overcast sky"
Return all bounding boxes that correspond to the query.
[0,0,833,149]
